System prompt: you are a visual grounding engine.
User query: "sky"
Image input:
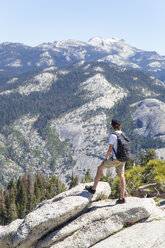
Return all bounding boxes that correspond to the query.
[0,0,165,55]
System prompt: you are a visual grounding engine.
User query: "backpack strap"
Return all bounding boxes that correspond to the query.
[112,147,117,158]
[112,131,128,140]
[111,132,118,158]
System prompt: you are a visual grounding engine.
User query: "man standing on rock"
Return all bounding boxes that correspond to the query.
[85,119,130,204]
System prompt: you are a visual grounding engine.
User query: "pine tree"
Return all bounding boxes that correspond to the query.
[81,169,93,183]
[37,174,47,200]
[5,179,17,222]
[34,173,47,204]
[68,172,79,189]
[16,178,28,219]
[34,180,41,205]
[55,177,67,195]
[0,173,67,225]
[27,174,37,212]
[0,190,8,225]
[47,175,66,198]
[7,178,16,191]
[6,189,18,223]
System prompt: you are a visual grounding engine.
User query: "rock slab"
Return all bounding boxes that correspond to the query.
[1,183,163,248]
[0,182,111,248]
[37,197,155,248]
[92,220,165,248]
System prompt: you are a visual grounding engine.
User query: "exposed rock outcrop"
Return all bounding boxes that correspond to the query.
[92,220,165,248]
[37,197,155,248]
[0,182,110,248]
[132,98,165,140]
[0,182,164,248]
[0,219,23,248]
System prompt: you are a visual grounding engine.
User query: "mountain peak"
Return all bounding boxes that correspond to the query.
[55,39,87,48]
[88,37,124,46]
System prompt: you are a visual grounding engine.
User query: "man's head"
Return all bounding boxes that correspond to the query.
[110,119,121,130]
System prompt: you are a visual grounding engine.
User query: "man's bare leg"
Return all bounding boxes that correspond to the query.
[92,162,105,190]
[118,173,126,199]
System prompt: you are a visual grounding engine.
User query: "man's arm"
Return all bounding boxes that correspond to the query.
[104,144,113,161]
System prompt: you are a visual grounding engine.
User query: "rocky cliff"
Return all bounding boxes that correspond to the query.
[0,182,164,248]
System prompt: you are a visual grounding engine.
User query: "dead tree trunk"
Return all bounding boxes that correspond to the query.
[133,183,165,198]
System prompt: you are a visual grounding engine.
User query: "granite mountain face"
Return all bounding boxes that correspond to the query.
[0,39,165,186]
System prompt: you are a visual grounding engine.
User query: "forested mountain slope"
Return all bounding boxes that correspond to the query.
[0,61,164,186]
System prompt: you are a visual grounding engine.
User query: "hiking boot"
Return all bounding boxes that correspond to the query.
[116,198,125,204]
[85,185,96,194]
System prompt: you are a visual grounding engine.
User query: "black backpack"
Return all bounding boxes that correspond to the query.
[112,132,131,162]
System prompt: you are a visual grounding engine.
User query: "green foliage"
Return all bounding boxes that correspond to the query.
[17,179,28,218]
[0,143,6,156]
[0,173,67,225]
[107,175,121,199]
[47,175,66,197]
[81,169,93,183]
[125,166,144,195]
[5,179,18,222]
[108,167,143,199]
[108,157,165,198]
[141,148,157,166]
[67,172,79,189]
[45,128,68,170]
[125,158,135,170]
[13,131,29,148]
[0,190,8,225]
[100,170,120,199]
[145,159,165,191]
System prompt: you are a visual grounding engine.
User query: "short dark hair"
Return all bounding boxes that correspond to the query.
[111,119,121,128]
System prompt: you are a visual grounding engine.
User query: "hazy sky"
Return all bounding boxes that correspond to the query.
[1,0,165,55]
